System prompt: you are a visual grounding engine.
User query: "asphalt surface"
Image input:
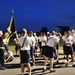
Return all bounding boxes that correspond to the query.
[0,50,75,75]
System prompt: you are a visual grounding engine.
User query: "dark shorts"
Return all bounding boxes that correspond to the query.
[0,49,4,66]
[56,43,59,50]
[20,50,31,63]
[64,46,73,55]
[72,44,75,52]
[41,46,46,55]
[35,45,38,50]
[0,50,4,59]
[63,45,66,51]
[44,46,54,58]
[30,46,35,57]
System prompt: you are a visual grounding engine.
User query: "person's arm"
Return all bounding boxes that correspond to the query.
[15,32,19,41]
[54,41,57,49]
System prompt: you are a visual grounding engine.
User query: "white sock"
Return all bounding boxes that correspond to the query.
[33,63,35,65]
[67,61,69,64]
[21,72,24,75]
[65,60,68,63]
[44,66,46,69]
[50,68,53,70]
[56,58,58,61]
[29,72,31,75]
[73,62,75,65]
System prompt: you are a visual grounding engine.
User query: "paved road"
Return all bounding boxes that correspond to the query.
[0,50,75,75]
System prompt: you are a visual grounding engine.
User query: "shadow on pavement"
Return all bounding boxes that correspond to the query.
[5,63,20,69]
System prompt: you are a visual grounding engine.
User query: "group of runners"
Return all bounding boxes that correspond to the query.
[0,28,75,75]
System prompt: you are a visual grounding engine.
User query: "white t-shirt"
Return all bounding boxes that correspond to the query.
[4,51,13,57]
[41,36,47,46]
[64,35,73,46]
[30,36,35,46]
[56,36,60,43]
[3,38,8,44]
[34,36,38,46]
[72,34,75,43]
[19,36,32,51]
[47,35,58,47]
[62,36,66,41]
[38,36,42,42]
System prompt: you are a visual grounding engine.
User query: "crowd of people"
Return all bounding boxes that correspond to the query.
[0,28,75,75]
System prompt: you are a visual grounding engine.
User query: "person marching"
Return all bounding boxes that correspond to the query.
[43,31,58,73]
[3,33,9,51]
[38,32,42,52]
[62,31,67,59]
[29,31,36,66]
[16,29,32,75]
[14,37,20,56]
[63,31,74,66]
[33,32,39,57]
[71,30,75,65]
[0,30,7,70]
[55,33,61,63]
[41,32,47,55]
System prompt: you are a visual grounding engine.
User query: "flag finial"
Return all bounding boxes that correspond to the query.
[12,10,14,15]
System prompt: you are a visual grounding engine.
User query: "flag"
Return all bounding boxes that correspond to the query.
[4,11,16,44]
[7,11,16,34]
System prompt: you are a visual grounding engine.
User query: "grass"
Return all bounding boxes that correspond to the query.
[59,39,63,50]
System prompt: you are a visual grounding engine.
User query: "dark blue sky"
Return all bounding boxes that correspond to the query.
[0,0,75,31]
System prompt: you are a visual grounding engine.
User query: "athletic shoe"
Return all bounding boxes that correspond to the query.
[50,69,56,73]
[0,67,7,70]
[43,68,46,72]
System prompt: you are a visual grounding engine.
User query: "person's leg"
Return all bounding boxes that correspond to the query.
[72,44,75,60]
[71,54,74,62]
[32,56,35,66]
[35,46,39,57]
[43,56,47,72]
[39,42,42,52]
[50,58,53,69]
[27,63,31,75]
[21,63,25,75]
[70,54,75,66]
[65,55,69,67]
[50,58,55,72]
[54,49,59,62]
[56,50,59,63]
[0,51,4,67]
[73,52,75,60]
[63,45,66,59]
[0,51,2,67]
[15,44,19,55]
[16,50,17,55]
[31,46,35,66]
[66,55,69,62]
[20,51,25,75]
[56,44,59,60]
[7,56,13,62]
